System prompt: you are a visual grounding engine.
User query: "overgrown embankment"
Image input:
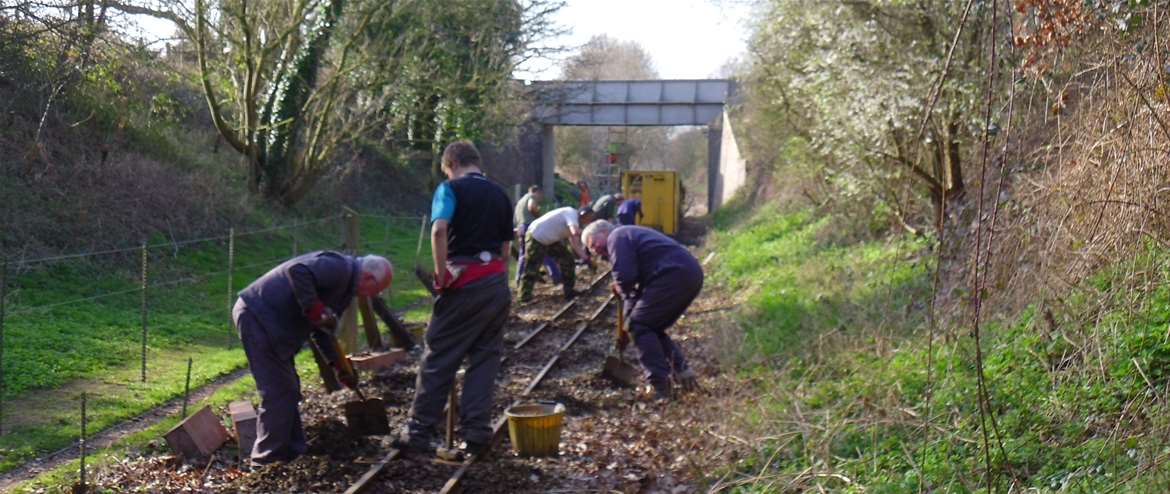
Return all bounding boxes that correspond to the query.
[705,199,1170,492]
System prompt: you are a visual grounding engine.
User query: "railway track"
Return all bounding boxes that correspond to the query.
[345,270,616,494]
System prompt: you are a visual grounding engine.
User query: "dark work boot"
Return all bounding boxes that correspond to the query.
[675,369,700,392]
[649,378,673,402]
[464,440,491,458]
[563,286,580,302]
[391,430,435,457]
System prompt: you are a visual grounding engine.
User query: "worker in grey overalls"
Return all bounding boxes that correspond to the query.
[233,252,393,464]
[581,220,701,400]
[396,140,513,456]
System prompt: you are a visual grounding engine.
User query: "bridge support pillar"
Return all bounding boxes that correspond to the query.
[707,115,723,213]
[541,125,556,199]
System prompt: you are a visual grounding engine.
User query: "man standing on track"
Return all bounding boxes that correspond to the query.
[580,220,701,401]
[233,252,393,464]
[519,206,594,303]
[396,140,513,457]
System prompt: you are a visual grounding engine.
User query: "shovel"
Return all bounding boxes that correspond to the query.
[601,301,640,388]
[325,333,390,435]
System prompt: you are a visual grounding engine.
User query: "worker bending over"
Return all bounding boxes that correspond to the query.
[396,141,513,456]
[520,206,594,302]
[592,193,623,221]
[514,185,561,286]
[581,221,700,400]
[616,197,643,226]
[233,252,393,464]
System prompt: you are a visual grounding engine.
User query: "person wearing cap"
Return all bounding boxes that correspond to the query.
[233,252,393,464]
[519,205,594,302]
[591,193,623,221]
[580,220,701,401]
[396,140,513,457]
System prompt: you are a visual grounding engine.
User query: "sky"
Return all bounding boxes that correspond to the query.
[517,0,753,80]
[125,0,753,82]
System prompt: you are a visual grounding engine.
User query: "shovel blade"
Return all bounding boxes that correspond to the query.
[344,398,389,435]
[601,355,640,388]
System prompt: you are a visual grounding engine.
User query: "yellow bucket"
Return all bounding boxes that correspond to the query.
[505,402,566,457]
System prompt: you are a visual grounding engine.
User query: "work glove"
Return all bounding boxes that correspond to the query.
[306,303,338,330]
[610,281,621,297]
[334,363,358,390]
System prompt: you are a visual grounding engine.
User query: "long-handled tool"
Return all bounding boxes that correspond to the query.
[413,214,439,297]
[435,379,464,462]
[601,301,640,387]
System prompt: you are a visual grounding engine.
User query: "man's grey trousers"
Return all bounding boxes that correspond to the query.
[234,299,307,463]
[406,274,512,445]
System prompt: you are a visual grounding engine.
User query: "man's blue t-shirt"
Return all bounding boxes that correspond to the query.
[616,199,642,226]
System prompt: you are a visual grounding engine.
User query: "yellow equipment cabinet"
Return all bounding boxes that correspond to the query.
[621,171,680,236]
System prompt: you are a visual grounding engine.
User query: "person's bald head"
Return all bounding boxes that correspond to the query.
[357,255,393,296]
[581,220,615,259]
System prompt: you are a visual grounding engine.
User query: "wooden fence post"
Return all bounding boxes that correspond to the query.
[357,297,383,350]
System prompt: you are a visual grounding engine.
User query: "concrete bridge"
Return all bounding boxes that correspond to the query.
[482,79,747,212]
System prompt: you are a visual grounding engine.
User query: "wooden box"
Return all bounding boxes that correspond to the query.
[163,405,229,462]
[228,401,258,463]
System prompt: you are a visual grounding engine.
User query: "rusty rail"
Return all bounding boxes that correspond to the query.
[344,270,613,494]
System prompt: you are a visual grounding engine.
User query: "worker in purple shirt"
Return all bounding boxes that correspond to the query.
[581,220,701,400]
[233,251,393,464]
[616,197,643,226]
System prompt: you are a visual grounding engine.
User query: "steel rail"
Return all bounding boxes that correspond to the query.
[439,293,615,494]
[344,270,613,494]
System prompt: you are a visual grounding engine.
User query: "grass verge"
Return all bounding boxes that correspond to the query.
[706,201,1170,492]
[0,214,430,474]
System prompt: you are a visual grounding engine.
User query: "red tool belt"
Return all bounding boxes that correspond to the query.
[448,257,506,290]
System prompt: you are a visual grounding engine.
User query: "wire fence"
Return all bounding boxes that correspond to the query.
[0,209,429,480]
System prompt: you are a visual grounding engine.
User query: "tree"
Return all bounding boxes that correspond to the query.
[743,0,995,231]
[373,0,566,185]
[110,0,564,204]
[555,35,668,191]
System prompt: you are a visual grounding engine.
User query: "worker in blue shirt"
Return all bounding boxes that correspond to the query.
[616,197,643,226]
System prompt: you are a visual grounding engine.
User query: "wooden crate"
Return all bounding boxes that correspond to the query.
[349,349,408,371]
[228,401,258,462]
[163,406,229,462]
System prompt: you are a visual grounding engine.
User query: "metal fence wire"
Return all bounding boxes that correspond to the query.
[0,210,426,484]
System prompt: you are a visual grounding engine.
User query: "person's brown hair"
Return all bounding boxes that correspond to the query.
[441,140,482,169]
